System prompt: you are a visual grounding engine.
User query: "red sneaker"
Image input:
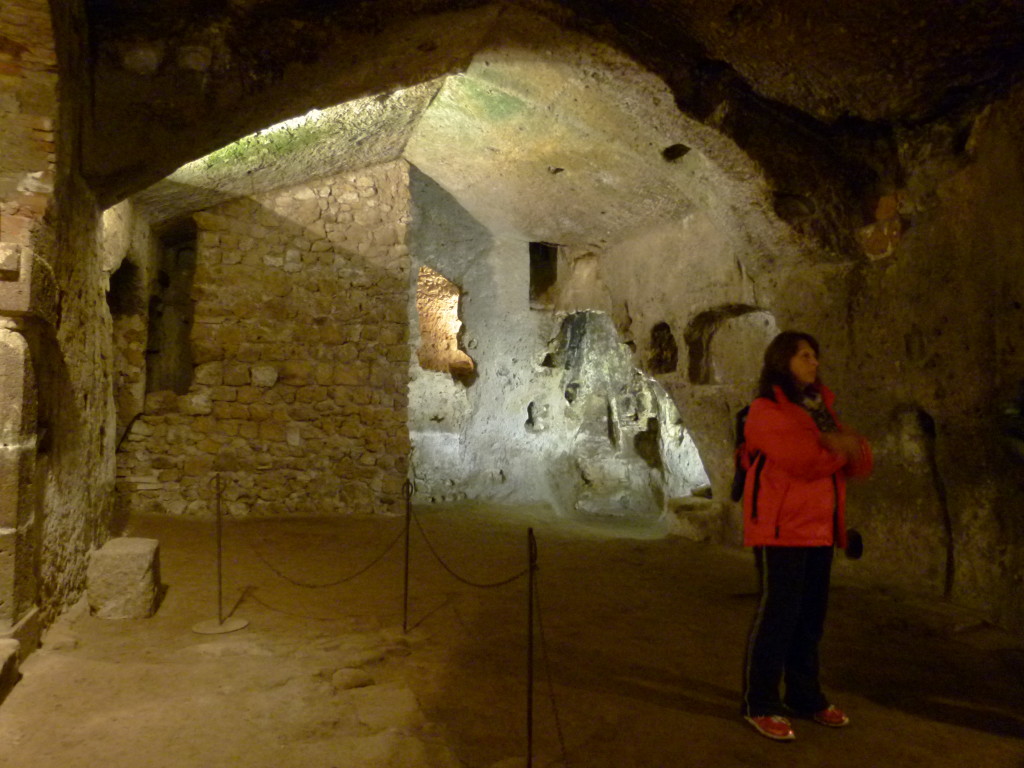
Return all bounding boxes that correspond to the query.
[812,705,850,727]
[745,715,796,741]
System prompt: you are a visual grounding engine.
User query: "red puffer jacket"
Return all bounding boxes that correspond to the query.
[742,385,872,548]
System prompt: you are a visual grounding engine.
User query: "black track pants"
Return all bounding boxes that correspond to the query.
[742,545,834,717]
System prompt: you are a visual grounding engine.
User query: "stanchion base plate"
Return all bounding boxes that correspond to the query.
[191,617,249,635]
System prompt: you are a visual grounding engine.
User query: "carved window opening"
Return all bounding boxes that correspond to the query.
[416,266,476,385]
[529,241,558,309]
[684,305,776,385]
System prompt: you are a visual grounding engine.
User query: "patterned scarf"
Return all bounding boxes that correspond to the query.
[800,391,838,433]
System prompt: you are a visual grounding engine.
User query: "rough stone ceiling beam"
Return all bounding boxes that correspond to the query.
[104,0,1024,265]
[86,4,504,205]
[133,81,443,229]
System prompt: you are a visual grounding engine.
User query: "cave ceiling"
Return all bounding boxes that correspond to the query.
[92,0,1024,247]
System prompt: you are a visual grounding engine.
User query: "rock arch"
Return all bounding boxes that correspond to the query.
[683,305,777,386]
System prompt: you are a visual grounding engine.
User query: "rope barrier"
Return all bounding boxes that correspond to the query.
[248,523,406,589]
[242,588,363,622]
[527,528,538,768]
[246,480,527,592]
[403,479,413,634]
[410,508,530,589]
[230,475,567,766]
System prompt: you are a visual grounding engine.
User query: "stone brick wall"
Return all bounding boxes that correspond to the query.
[117,162,411,518]
[0,0,58,325]
[0,328,37,628]
[0,0,57,643]
[0,0,56,214]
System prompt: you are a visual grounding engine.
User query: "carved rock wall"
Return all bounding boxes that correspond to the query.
[609,86,1024,632]
[601,210,760,537]
[407,170,709,516]
[7,0,1023,641]
[840,85,1024,629]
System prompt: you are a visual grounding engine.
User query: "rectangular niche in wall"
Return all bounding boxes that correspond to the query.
[529,241,558,309]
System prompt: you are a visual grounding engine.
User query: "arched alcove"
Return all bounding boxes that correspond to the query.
[648,321,679,374]
[707,310,779,384]
[861,405,954,599]
[683,305,777,385]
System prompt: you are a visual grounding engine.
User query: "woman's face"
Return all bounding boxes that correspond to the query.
[789,340,819,388]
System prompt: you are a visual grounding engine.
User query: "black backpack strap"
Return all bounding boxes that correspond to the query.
[729,404,753,502]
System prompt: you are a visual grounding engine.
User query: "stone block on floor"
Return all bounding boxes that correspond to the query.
[87,538,161,619]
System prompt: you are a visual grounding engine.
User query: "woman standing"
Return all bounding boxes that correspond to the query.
[740,331,871,741]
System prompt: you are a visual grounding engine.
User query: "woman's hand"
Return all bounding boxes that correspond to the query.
[820,431,864,462]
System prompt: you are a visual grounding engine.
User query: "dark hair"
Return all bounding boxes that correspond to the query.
[756,330,820,401]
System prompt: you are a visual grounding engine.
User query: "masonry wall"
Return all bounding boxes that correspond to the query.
[1,0,123,641]
[0,0,53,641]
[1,0,118,644]
[117,162,411,518]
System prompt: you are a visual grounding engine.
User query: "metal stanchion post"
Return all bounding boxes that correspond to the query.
[402,480,412,634]
[526,527,538,768]
[193,472,249,635]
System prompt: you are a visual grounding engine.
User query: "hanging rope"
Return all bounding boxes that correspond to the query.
[231,478,570,765]
[242,588,362,622]
[410,507,529,589]
[249,522,406,589]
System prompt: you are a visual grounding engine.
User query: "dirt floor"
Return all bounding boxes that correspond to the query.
[0,503,1022,768]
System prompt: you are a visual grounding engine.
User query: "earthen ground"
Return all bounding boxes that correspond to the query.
[0,504,1022,767]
